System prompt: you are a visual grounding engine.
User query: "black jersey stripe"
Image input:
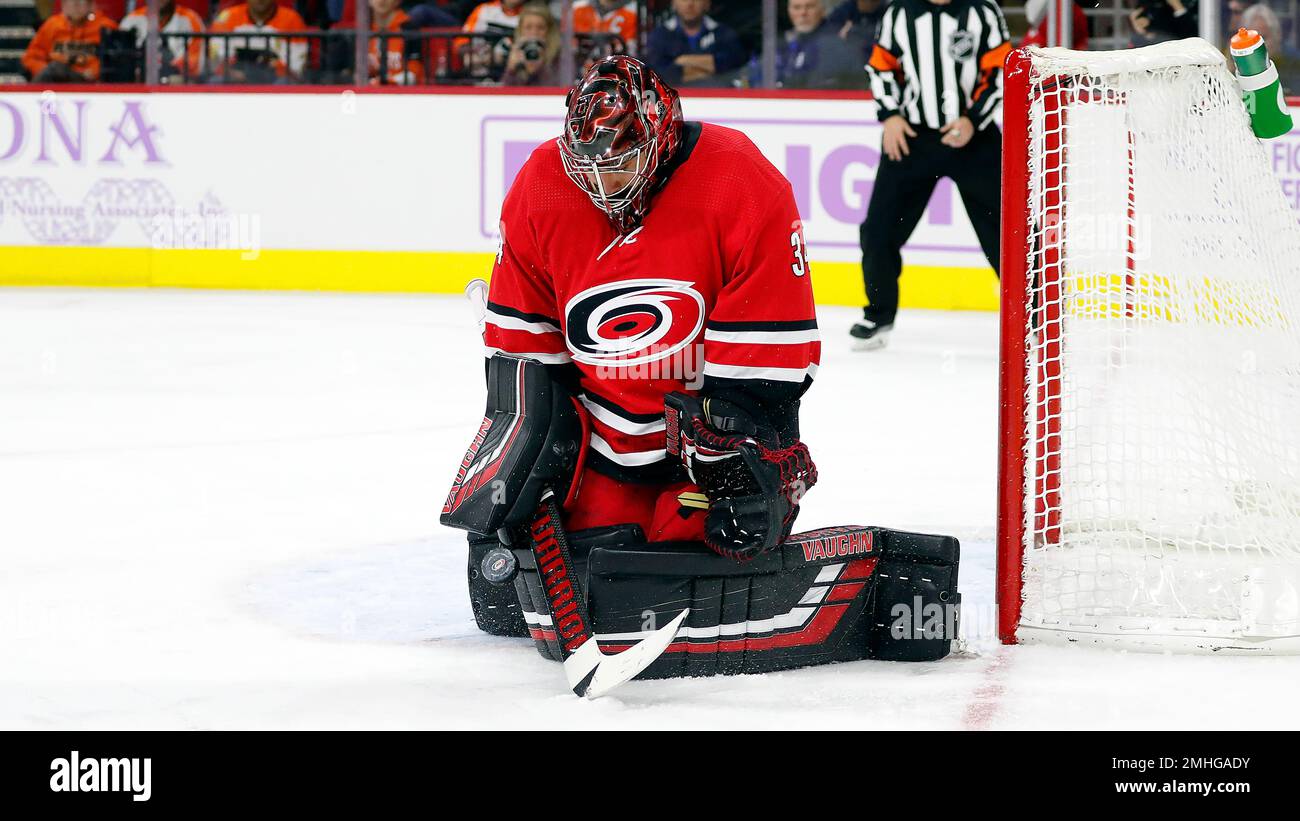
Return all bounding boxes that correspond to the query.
[485,301,562,327]
[587,449,684,485]
[579,390,667,424]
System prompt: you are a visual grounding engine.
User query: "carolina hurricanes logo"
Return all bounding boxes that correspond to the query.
[565,278,704,366]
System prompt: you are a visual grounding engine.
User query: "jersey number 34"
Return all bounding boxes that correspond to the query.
[790,226,808,277]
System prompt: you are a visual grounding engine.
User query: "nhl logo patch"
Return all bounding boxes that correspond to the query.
[949,30,976,62]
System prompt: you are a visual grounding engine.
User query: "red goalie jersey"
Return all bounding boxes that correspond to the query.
[484,122,820,540]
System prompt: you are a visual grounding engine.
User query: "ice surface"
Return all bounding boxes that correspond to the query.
[2,287,1298,729]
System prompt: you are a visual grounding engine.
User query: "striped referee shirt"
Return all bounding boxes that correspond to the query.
[866,0,1011,131]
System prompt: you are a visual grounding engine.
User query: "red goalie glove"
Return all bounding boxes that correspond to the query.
[664,392,817,561]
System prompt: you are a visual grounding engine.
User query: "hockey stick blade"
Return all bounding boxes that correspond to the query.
[465,278,488,334]
[563,607,690,699]
[529,473,689,698]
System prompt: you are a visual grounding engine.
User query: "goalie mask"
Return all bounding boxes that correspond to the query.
[559,55,684,232]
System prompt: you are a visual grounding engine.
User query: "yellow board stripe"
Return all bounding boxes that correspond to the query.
[812,260,1000,312]
[0,246,1000,311]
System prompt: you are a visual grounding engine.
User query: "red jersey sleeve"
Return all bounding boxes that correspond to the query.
[702,177,820,442]
[483,158,572,366]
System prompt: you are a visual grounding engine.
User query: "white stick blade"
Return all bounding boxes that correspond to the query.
[583,608,689,699]
[562,638,604,697]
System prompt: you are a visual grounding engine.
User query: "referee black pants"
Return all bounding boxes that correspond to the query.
[859,124,1002,326]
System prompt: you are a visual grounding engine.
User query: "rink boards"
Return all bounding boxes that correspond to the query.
[2,86,1297,310]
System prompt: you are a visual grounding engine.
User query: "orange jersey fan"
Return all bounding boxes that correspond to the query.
[573,1,637,39]
[119,5,207,78]
[208,3,308,79]
[368,9,425,84]
[22,12,118,80]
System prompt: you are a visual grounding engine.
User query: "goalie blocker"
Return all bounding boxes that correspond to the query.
[443,354,961,677]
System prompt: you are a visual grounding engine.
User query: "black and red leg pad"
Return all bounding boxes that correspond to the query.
[510,525,960,677]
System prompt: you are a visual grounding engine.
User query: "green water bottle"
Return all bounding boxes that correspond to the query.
[1231,27,1294,139]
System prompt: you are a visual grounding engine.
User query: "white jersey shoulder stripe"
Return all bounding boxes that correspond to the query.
[704,328,821,345]
[485,310,560,335]
[579,395,666,436]
[703,361,819,383]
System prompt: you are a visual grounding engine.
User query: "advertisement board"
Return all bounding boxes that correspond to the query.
[5,86,1296,308]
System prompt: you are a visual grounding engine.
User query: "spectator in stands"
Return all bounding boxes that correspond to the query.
[829,0,889,58]
[459,0,524,77]
[1241,3,1282,51]
[1240,4,1296,91]
[502,2,559,85]
[214,0,293,17]
[704,0,766,60]
[758,0,864,90]
[119,0,205,81]
[365,0,423,83]
[574,0,638,59]
[443,0,483,21]
[50,0,128,24]
[396,4,461,83]
[22,0,117,81]
[209,0,309,82]
[462,0,525,33]
[646,0,745,87]
[1226,0,1249,32]
[1129,0,1197,47]
[292,0,329,28]
[403,2,462,28]
[1023,0,1089,50]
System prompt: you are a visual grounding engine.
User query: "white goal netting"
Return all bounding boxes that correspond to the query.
[1014,40,1300,650]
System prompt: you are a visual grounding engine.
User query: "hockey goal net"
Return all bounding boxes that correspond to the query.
[998,40,1300,652]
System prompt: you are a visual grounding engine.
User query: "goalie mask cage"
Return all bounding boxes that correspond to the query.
[997,40,1300,653]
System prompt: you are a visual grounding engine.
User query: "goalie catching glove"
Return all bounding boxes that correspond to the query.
[665,392,817,561]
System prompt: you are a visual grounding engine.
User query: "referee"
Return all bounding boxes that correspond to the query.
[853,0,1009,350]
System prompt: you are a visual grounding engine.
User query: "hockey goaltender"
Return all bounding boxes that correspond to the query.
[441,56,961,696]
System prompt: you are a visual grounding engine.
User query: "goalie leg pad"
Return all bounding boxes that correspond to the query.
[867,530,961,662]
[511,525,960,676]
[510,523,646,661]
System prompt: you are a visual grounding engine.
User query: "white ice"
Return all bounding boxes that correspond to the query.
[3,286,1298,730]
